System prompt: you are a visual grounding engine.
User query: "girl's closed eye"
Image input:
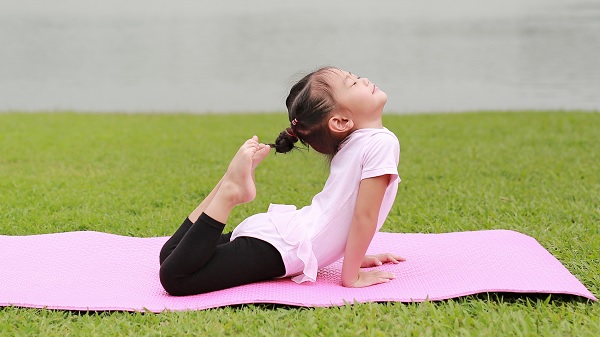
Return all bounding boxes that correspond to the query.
[353,77,361,86]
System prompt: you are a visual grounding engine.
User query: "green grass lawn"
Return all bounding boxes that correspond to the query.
[0,111,598,336]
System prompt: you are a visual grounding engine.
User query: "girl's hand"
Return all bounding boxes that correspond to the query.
[349,269,396,288]
[361,253,405,268]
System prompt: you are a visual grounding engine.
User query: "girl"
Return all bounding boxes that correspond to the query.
[159,67,403,296]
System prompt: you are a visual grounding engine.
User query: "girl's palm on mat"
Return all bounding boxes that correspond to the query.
[351,269,396,287]
[347,254,405,288]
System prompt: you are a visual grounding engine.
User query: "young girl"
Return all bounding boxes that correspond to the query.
[159,67,403,296]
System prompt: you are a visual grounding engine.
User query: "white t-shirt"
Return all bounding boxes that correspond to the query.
[231,128,400,283]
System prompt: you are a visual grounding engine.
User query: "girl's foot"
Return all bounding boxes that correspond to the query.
[221,136,267,205]
[252,143,271,170]
[201,136,270,224]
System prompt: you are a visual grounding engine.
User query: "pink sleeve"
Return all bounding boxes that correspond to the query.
[360,132,400,182]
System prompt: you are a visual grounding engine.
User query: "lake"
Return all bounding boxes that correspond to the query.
[1,0,599,113]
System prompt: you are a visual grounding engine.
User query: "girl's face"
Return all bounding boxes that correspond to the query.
[329,68,388,129]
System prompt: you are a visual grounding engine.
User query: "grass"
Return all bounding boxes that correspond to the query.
[0,111,598,336]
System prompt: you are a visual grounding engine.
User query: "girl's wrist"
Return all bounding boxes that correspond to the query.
[342,272,360,287]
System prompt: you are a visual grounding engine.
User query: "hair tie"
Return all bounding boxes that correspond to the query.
[291,118,298,126]
[287,128,298,139]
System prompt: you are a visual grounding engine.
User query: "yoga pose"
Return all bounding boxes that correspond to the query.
[159,67,404,296]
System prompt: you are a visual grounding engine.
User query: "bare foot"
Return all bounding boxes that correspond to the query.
[252,143,271,170]
[249,142,271,190]
[221,136,262,205]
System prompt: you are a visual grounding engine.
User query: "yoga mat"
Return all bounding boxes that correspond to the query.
[0,230,595,312]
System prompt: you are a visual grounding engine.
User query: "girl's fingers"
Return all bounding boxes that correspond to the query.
[392,254,406,262]
[379,253,405,263]
[353,270,396,287]
[370,271,395,285]
[382,271,395,279]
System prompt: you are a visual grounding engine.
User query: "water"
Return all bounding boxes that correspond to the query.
[1,0,599,113]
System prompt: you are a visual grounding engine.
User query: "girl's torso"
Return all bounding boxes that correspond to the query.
[231,128,400,282]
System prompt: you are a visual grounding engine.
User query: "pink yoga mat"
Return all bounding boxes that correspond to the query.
[0,230,595,312]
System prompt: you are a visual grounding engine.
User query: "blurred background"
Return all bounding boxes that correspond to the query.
[0,0,598,113]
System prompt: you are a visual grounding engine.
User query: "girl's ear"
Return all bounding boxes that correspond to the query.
[328,114,354,134]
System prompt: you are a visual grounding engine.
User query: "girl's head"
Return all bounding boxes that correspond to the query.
[272,67,387,157]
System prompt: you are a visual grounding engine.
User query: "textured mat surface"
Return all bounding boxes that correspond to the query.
[0,230,595,312]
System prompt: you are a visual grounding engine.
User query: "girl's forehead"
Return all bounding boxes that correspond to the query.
[321,68,348,84]
[326,68,347,77]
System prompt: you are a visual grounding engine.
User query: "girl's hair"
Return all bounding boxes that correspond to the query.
[271,67,343,158]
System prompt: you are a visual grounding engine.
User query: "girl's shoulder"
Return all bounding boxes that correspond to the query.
[354,128,399,147]
[338,128,399,154]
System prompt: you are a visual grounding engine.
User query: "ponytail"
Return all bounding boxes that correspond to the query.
[271,127,302,154]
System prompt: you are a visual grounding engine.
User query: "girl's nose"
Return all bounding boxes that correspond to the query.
[362,77,370,85]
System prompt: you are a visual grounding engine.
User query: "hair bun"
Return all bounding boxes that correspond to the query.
[271,127,299,154]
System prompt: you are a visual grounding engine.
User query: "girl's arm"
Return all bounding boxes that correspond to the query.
[341,174,401,287]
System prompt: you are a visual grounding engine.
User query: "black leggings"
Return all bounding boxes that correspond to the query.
[159,213,286,296]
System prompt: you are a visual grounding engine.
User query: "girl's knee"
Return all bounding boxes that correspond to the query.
[159,263,212,296]
[159,264,186,296]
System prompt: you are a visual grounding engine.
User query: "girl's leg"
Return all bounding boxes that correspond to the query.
[160,214,285,296]
[160,212,228,278]
[159,217,231,265]
[189,235,284,294]
[188,176,224,223]
[159,136,274,294]
[159,136,269,263]
[159,218,193,265]
[159,174,227,265]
